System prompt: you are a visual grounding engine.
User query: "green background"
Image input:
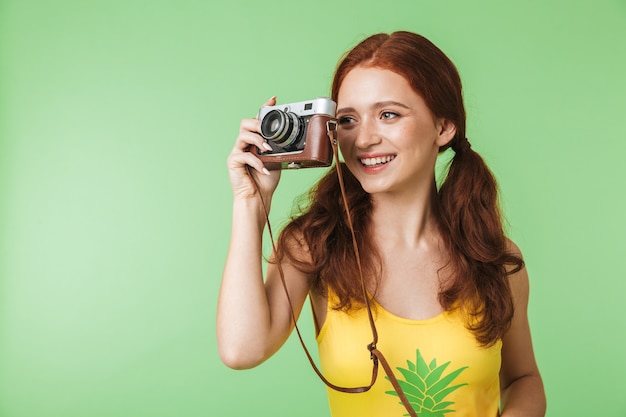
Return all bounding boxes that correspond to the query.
[1,0,625,416]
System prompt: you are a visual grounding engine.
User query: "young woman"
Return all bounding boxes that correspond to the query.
[218,31,546,416]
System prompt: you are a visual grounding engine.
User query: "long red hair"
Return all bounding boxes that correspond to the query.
[276,31,522,346]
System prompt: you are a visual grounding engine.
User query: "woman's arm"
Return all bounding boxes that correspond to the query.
[217,99,314,369]
[499,243,547,416]
[217,213,313,369]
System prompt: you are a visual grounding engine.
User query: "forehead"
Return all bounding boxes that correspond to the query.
[337,66,424,108]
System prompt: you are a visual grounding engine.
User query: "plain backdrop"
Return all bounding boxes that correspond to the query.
[1,0,625,416]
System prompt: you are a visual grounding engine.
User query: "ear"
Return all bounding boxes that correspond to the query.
[435,118,457,147]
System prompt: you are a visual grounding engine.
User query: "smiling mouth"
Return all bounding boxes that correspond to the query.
[360,155,396,167]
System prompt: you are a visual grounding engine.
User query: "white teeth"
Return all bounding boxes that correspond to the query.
[360,155,395,166]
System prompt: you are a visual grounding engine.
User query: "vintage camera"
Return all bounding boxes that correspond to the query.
[256,97,337,170]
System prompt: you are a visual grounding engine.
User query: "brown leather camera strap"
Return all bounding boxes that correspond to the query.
[250,121,418,417]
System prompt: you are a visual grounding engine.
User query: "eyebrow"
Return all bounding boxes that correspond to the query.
[336,100,410,115]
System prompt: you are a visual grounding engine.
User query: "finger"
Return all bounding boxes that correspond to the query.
[240,118,261,134]
[234,130,273,153]
[262,96,277,108]
[229,151,270,176]
[256,96,277,119]
[238,119,272,151]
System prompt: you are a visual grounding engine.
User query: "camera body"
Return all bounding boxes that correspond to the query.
[257,97,337,170]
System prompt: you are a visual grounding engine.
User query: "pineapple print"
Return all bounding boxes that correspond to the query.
[385,349,468,416]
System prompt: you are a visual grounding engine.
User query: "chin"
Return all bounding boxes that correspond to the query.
[346,163,390,190]
[355,177,393,195]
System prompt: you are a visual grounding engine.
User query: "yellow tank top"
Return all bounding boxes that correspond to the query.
[316,292,501,417]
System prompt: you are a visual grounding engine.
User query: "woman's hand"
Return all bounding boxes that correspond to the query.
[227,96,281,201]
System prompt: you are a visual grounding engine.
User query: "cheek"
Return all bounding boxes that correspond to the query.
[337,130,356,153]
[396,123,438,148]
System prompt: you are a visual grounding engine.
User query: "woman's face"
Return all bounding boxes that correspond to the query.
[336,66,455,196]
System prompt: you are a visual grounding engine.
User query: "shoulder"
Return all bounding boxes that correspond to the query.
[504,238,530,308]
[505,238,523,259]
[275,225,315,273]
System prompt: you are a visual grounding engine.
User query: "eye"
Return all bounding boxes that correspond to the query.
[338,116,357,126]
[381,111,399,120]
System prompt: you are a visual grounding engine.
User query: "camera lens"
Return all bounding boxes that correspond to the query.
[260,110,301,149]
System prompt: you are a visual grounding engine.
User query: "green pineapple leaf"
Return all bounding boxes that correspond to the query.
[432,383,468,403]
[385,349,469,416]
[432,401,455,411]
[396,367,426,393]
[425,361,452,386]
[415,349,430,377]
[426,366,469,396]
[395,379,427,399]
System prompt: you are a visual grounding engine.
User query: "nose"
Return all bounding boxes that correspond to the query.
[354,118,382,149]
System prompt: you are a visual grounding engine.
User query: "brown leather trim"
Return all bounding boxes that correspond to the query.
[256,115,334,170]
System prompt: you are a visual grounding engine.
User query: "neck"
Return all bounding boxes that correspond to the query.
[369,180,440,247]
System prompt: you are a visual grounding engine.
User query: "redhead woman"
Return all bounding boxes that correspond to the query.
[218,31,546,416]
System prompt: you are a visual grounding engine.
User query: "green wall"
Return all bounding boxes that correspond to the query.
[1,1,625,416]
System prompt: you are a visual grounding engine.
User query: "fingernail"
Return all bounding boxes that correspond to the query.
[262,168,271,175]
[269,96,276,102]
[263,142,273,151]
